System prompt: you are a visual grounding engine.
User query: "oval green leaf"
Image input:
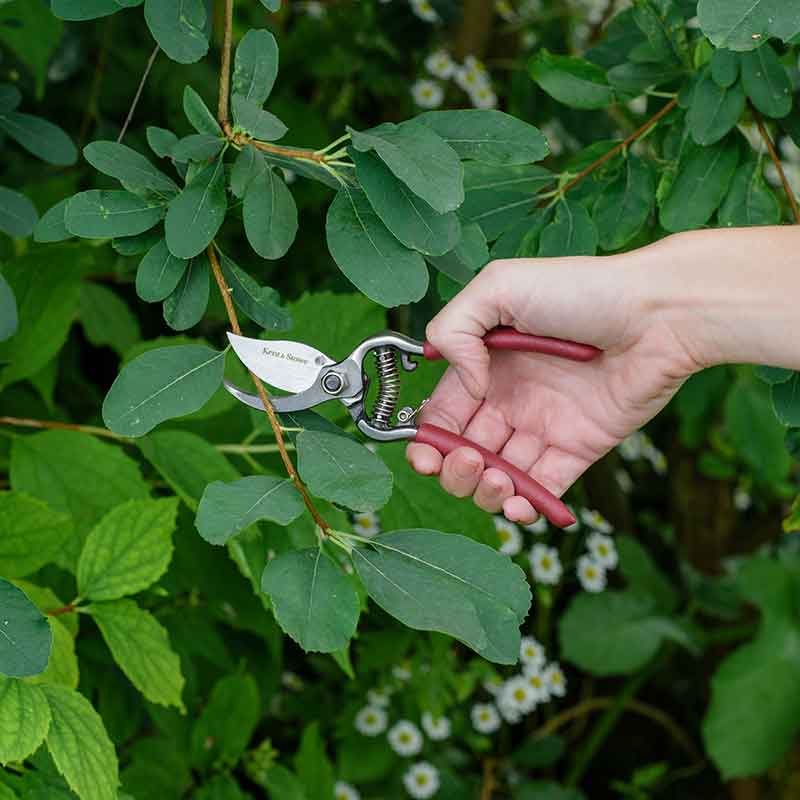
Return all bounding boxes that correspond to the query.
[136,238,189,303]
[65,190,165,239]
[243,168,298,260]
[0,579,52,678]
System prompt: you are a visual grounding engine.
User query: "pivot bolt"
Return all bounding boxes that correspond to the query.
[322,371,347,395]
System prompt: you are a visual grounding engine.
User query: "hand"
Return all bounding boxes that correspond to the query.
[406,236,703,524]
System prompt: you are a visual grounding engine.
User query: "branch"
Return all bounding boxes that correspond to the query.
[223,125,328,163]
[0,416,124,441]
[47,603,76,617]
[218,0,234,125]
[118,44,160,143]
[480,757,497,800]
[752,105,800,225]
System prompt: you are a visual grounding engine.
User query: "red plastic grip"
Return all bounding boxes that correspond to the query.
[414,423,576,529]
[423,327,601,363]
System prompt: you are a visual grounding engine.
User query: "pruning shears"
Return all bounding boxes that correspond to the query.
[225,328,602,528]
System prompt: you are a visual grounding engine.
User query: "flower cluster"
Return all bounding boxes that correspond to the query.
[411,51,498,110]
[618,431,668,475]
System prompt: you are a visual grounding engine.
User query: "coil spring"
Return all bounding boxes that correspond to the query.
[371,347,400,428]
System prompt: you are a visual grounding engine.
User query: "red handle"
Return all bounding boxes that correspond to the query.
[423,327,601,363]
[414,423,576,529]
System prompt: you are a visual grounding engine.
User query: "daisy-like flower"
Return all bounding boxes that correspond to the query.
[454,64,488,93]
[522,665,550,702]
[471,702,502,734]
[734,487,752,512]
[530,543,562,585]
[424,49,455,79]
[421,711,451,741]
[411,79,445,109]
[494,516,523,556]
[577,555,607,593]
[410,0,440,23]
[335,782,361,800]
[352,511,381,537]
[580,509,613,534]
[586,532,618,569]
[519,636,546,669]
[543,662,567,697]
[393,663,412,682]
[482,675,503,696]
[498,697,522,725]
[367,688,391,707]
[524,515,548,535]
[388,720,424,757]
[470,85,498,109]
[499,676,538,715]
[403,762,440,799]
[355,705,388,737]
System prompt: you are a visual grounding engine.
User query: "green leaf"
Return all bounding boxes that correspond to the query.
[417,109,549,165]
[515,782,585,800]
[77,498,178,601]
[427,222,488,284]
[593,154,655,250]
[258,0,280,10]
[230,145,267,198]
[294,722,335,800]
[219,251,292,330]
[687,73,746,146]
[296,430,392,512]
[196,476,304,545]
[0,677,51,764]
[718,161,781,227]
[351,149,460,256]
[146,126,179,159]
[740,44,793,119]
[190,673,260,768]
[0,579,51,678]
[183,86,221,136]
[171,134,225,163]
[0,83,21,113]
[353,530,531,664]
[113,229,162,255]
[702,557,800,778]
[772,372,800,427]
[28,616,78,690]
[617,536,678,613]
[262,547,359,653]
[711,48,740,87]
[349,120,463,214]
[0,492,73,578]
[232,29,279,106]
[243,167,298,260]
[0,186,38,238]
[89,599,184,710]
[660,140,739,232]
[42,684,118,800]
[51,0,142,20]
[607,61,684,93]
[756,365,794,385]
[0,2,61,98]
[136,238,189,302]
[65,190,165,239]
[102,344,226,437]
[632,0,689,65]
[529,49,616,110]
[165,158,227,259]
[264,765,308,800]
[144,0,208,64]
[698,0,800,51]
[0,111,77,165]
[325,185,428,307]
[0,273,16,342]
[194,775,251,800]
[162,254,210,331]
[232,95,287,141]
[33,198,72,243]
[538,199,598,257]
[83,140,178,201]
[79,283,141,356]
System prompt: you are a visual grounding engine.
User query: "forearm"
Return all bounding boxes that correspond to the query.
[635,227,800,372]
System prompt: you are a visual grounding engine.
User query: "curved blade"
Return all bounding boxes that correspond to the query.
[227,333,333,393]
[223,380,329,414]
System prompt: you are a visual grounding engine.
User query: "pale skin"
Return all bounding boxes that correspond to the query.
[406,226,800,524]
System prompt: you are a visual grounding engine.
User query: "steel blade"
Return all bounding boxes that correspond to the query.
[227,333,333,393]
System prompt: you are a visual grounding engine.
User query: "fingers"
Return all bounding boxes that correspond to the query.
[503,496,537,525]
[439,448,484,497]
[473,468,515,513]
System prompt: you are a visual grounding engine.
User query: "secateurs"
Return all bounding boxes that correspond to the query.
[225,328,602,528]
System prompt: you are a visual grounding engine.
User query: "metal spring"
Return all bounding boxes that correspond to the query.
[371,347,400,428]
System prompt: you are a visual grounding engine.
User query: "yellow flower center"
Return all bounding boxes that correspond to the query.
[416,775,429,786]
[541,557,552,569]
[513,688,526,702]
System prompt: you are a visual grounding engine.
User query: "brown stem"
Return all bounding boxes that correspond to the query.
[0,416,123,441]
[480,757,497,800]
[47,603,76,617]
[752,106,800,225]
[454,0,494,61]
[218,0,234,125]
[223,123,328,163]
[118,44,160,143]
[206,246,330,534]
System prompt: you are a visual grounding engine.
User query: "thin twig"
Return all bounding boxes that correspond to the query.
[480,757,497,800]
[223,125,327,163]
[0,416,124,441]
[218,0,234,125]
[118,44,160,143]
[47,603,76,617]
[752,105,800,224]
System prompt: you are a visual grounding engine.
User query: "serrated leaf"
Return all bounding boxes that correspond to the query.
[65,190,165,239]
[77,498,178,601]
[719,161,781,227]
[165,158,226,259]
[102,344,225,437]
[89,599,184,709]
[529,49,615,110]
[0,186,38,238]
[79,283,141,356]
[352,530,531,664]
[232,29,279,106]
[33,198,72,243]
[325,185,428,307]
[698,0,800,52]
[0,677,51,764]
[740,44,793,119]
[243,167,298,260]
[262,547,359,653]
[0,492,73,578]
[144,0,208,64]
[0,111,77,165]
[83,140,178,200]
[0,579,51,678]
[232,95,287,140]
[136,238,189,302]
[42,685,118,800]
[297,430,392,512]
[0,272,17,342]
[183,86,221,136]
[688,73,745,146]
[539,199,598,256]
[162,254,210,331]
[51,0,142,20]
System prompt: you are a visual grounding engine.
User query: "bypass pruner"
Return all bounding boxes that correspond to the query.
[225,327,602,528]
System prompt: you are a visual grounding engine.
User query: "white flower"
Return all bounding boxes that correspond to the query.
[410,0,439,23]
[530,543,562,585]
[499,676,538,715]
[618,431,646,461]
[495,0,517,20]
[299,1,325,17]
[454,65,489,93]
[388,720,424,757]
[734,487,752,512]
[393,663,412,682]
[367,688,391,707]
[281,671,304,691]
[524,515,548,535]
[464,55,489,76]
[403,762,440,799]
[580,509,613,534]
[521,30,539,49]
[353,511,381,537]
[411,79,445,109]
[482,675,503,696]
[646,446,667,475]
[470,85,498,109]
[780,136,800,163]
[494,516,522,556]
[577,555,607,593]
[543,662,567,697]
[615,468,633,494]
[498,697,522,724]
[586,532,618,569]
[424,49,455,79]
[519,636,546,669]
[471,702,502,734]
[355,705,388,737]
[522,664,550,702]
[421,712,451,740]
[335,782,361,800]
